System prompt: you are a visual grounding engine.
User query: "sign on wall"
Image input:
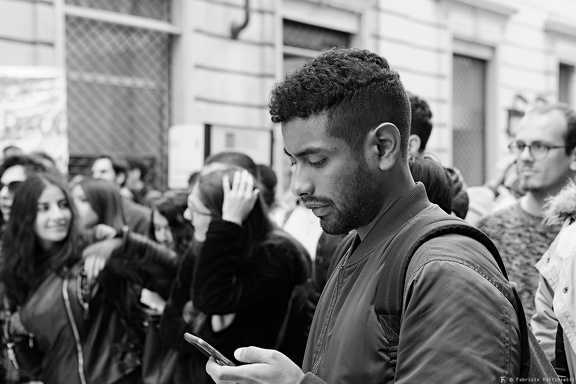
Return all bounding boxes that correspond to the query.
[209,125,272,165]
[168,123,205,189]
[0,67,68,172]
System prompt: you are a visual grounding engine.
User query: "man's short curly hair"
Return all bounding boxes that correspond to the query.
[269,48,411,159]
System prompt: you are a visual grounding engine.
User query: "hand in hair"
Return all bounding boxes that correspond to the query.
[221,170,260,225]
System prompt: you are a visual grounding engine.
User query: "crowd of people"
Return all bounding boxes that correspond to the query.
[1,46,575,383]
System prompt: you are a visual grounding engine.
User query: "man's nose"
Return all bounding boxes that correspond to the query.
[291,169,313,197]
[518,145,534,161]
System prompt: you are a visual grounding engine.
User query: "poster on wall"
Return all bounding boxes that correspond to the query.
[209,125,272,165]
[0,66,68,172]
[168,123,205,189]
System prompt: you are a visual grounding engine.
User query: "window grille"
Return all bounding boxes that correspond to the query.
[559,63,574,105]
[66,12,171,188]
[65,0,171,22]
[283,19,350,51]
[452,54,486,187]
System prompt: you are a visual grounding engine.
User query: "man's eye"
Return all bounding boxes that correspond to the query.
[532,143,545,150]
[309,159,326,167]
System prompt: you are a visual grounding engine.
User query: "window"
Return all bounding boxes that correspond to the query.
[559,63,574,105]
[65,0,172,188]
[452,54,487,187]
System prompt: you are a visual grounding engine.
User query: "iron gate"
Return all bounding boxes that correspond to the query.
[65,0,171,188]
[452,54,487,187]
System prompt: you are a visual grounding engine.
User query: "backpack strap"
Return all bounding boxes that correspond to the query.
[555,323,570,378]
[374,207,530,377]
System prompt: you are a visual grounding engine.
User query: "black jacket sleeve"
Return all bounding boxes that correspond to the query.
[159,247,205,353]
[106,231,179,299]
[191,221,297,315]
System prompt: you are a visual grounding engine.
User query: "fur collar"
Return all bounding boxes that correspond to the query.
[545,180,576,225]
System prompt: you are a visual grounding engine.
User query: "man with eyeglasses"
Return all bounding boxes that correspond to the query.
[478,103,576,320]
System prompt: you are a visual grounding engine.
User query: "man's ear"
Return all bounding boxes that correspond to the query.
[408,134,421,155]
[570,147,576,172]
[367,122,401,171]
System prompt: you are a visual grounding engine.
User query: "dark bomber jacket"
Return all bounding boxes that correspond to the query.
[300,183,522,384]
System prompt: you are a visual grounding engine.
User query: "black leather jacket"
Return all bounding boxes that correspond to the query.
[15,232,178,384]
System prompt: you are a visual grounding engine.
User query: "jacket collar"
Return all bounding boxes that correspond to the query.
[347,182,431,265]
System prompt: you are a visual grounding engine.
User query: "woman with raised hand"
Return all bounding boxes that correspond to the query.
[1,173,177,384]
[161,166,310,384]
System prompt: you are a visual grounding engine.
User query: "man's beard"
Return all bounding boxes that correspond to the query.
[319,160,379,235]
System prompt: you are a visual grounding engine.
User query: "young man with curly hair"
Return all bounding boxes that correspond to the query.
[205,48,530,384]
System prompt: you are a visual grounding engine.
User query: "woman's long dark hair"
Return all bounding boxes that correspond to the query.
[1,173,83,305]
[150,190,193,256]
[197,167,274,257]
[78,177,126,231]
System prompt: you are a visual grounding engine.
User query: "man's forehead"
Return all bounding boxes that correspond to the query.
[516,110,566,141]
[282,115,344,155]
[93,158,113,170]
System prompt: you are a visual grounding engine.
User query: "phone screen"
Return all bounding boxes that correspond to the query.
[183,333,236,366]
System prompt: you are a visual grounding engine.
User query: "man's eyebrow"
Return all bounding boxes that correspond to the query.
[283,147,324,158]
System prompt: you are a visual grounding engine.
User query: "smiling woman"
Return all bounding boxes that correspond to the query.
[0,173,178,384]
[33,183,72,252]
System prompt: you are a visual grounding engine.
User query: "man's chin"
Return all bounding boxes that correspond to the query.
[319,217,352,236]
[517,181,536,192]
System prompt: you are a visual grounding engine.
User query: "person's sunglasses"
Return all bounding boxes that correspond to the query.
[0,181,23,195]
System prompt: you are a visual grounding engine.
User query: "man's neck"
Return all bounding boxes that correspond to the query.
[520,192,548,217]
[356,176,415,240]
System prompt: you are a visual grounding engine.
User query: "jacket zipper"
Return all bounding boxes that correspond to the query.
[63,276,88,384]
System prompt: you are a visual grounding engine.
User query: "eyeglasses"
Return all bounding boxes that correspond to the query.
[189,209,215,218]
[0,181,23,195]
[183,205,216,221]
[508,141,566,160]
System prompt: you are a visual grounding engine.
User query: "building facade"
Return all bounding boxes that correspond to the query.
[1,0,576,191]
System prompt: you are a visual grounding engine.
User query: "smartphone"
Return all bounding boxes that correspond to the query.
[183,332,236,366]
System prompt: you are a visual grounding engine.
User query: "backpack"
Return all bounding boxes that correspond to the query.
[373,209,559,381]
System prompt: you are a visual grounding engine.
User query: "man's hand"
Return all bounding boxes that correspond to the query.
[206,347,305,384]
[221,170,259,225]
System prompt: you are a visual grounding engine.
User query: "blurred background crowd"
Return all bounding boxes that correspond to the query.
[2,0,576,383]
